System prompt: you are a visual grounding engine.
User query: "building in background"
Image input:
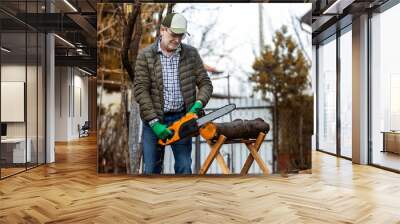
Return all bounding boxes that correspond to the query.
[0,0,97,179]
[312,0,400,172]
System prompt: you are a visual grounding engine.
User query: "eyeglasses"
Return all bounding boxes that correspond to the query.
[166,28,186,40]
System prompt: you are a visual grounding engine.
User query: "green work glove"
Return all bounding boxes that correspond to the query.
[150,121,172,140]
[188,100,203,115]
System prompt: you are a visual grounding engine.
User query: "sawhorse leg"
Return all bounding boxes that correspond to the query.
[240,132,269,174]
[199,135,230,174]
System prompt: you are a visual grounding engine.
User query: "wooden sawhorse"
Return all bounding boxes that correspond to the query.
[199,132,269,175]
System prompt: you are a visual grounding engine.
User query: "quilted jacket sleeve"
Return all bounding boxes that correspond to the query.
[133,51,159,122]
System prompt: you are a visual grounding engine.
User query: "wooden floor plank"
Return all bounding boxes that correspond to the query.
[0,134,400,223]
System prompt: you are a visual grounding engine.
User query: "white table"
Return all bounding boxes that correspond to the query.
[1,138,32,163]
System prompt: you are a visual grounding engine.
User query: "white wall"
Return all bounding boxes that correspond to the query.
[1,63,46,164]
[72,73,89,138]
[55,66,89,141]
[55,66,69,141]
[1,65,26,140]
[1,65,34,138]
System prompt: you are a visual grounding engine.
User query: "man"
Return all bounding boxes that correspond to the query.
[134,13,213,174]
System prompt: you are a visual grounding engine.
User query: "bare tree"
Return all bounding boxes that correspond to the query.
[122,3,141,81]
[167,3,175,14]
[121,2,143,174]
[98,3,169,174]
[98,3,129,173]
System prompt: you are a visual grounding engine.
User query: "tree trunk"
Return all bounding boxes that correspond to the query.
[155,7,163,38]
[200,118,270,141]
[121,3,141,82]
[167,3,175,14]
[299,114,304,168]
[121,3,143,174]
[273,92,279,173]
[128,98,142,174]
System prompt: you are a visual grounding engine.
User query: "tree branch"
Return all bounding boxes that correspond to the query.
[122,2,141,82]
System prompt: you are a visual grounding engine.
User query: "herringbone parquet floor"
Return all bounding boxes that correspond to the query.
[1,135,400,223]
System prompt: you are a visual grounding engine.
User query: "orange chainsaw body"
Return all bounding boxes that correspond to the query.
[158,113,198,146]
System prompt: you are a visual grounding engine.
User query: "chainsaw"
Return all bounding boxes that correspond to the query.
[158,104,236,146]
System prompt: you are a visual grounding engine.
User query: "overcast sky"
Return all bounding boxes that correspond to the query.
[175,3,311,97]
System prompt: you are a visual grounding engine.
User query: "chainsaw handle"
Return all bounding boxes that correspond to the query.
[158,128,177,146]
[157,113,198,146]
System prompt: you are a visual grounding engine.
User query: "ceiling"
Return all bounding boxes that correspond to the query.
[0,0,97,74]
[311,0,390,44]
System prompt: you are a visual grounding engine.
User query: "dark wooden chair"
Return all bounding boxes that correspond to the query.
[78,121,90,138]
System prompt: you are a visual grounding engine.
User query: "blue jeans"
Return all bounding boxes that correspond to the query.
[142,111,192,174]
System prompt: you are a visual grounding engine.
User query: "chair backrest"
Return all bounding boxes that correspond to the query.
[82,121,90,129]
